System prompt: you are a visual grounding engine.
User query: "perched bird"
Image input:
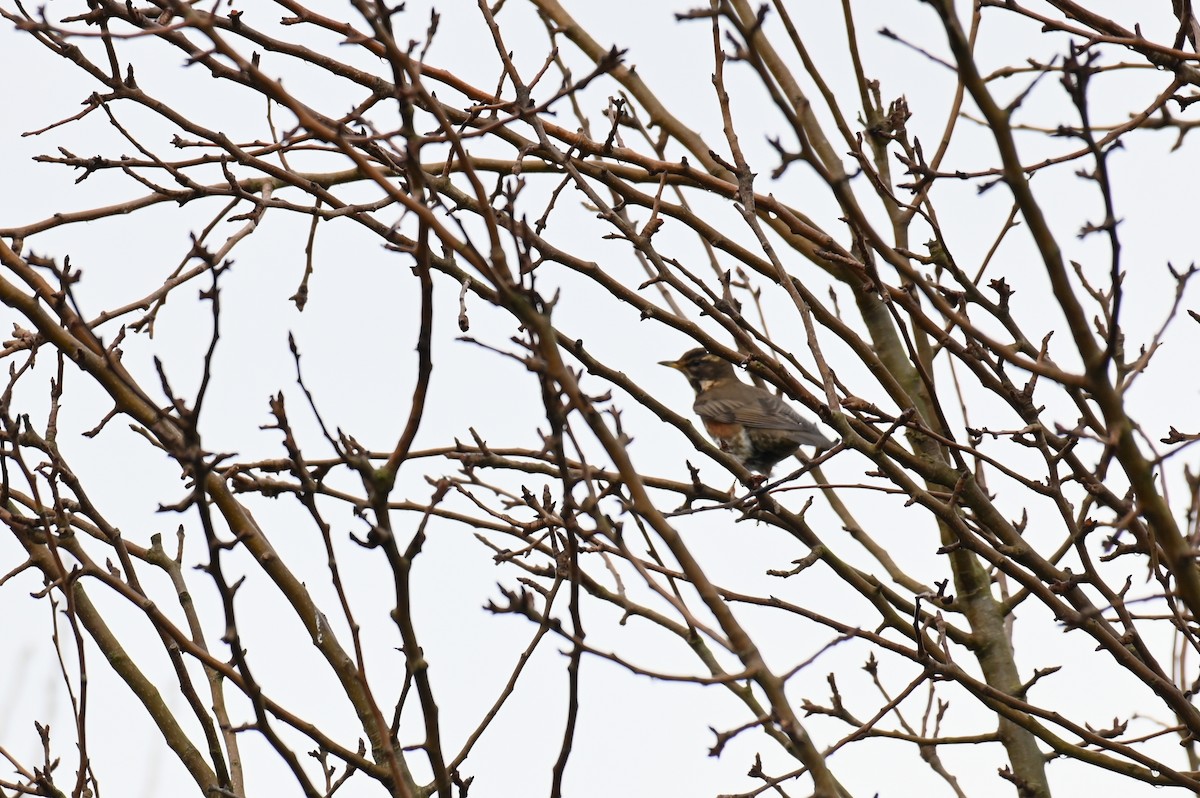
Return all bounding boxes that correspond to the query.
[660,348,834,475]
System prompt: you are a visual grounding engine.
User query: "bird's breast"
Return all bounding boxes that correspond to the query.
[701,418,744,439]
[701,418,755,461]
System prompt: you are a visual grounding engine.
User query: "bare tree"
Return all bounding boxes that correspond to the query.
[4,2,1200,796]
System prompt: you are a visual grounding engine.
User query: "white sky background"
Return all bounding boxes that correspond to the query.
[2,1,1200,797]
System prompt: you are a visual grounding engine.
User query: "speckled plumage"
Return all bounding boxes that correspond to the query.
[661,348,833,474]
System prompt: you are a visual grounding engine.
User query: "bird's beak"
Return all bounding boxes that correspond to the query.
[658,359,682,370]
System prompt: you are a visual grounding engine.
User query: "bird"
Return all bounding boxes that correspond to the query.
[660,347,834,475]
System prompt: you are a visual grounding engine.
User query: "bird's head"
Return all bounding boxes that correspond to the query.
[659,348,737,392]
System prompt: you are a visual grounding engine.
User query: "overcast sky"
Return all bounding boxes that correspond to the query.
[3,2,1200,797]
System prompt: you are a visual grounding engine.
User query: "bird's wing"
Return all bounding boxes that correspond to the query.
[695,390,834,448]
